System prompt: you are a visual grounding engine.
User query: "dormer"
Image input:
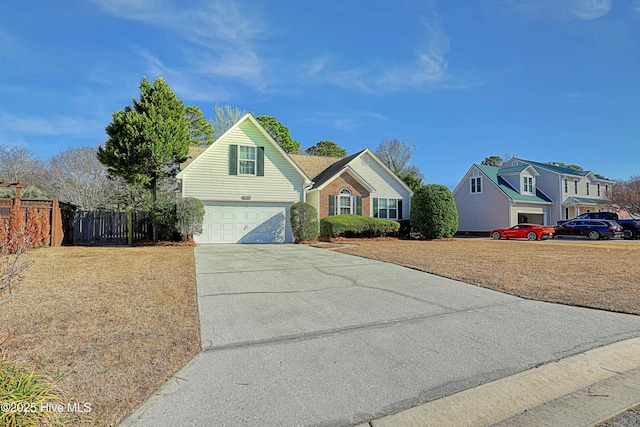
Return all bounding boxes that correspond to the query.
[497,165,539,195]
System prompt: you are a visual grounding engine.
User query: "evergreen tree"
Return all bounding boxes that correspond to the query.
[98,77,190,202]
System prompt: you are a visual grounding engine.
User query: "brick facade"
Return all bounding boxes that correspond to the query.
[318,172,370,218]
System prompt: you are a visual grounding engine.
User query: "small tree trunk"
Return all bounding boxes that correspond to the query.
[151,178,158,241]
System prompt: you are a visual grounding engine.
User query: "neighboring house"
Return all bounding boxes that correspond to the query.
[453,158,614,233]
[177,114,312,244]
[290,149,413,221]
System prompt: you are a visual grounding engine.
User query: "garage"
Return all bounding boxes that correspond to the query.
[196,202,294,244]
[517,213,545,225]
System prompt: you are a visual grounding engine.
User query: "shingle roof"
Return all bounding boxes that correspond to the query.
[515,159,589,176]
[305,150,366,189]
[562,196,605,206]
[288,154,344,180]
[180,146,207,170]
[497,165,531,174]
[476,164,553,203]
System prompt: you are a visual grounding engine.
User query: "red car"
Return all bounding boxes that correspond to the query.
[490,223,555,241]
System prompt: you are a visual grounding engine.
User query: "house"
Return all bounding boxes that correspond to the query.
[177,114,312,243]
[178,114,413,243]
[290,149,413,221]
[453,158,615,234]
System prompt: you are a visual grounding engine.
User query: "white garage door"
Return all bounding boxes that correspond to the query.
[196,202,294,244]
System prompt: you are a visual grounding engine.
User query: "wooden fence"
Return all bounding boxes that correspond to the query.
[70,211,151,245]
[0,198,66,246]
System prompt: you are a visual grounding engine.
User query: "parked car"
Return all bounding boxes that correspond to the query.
[490,223,555,240]
[557,212,640,239]
[554,219,623,240]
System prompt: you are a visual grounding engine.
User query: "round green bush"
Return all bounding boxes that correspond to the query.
[290,202,319,242]
[410,184,458,239]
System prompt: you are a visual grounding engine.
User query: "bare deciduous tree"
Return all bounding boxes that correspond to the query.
[41,146,118,210]
[612,176,640,216]
[211,104,251,139]
[0,144,45,184]
[375,138,418,176]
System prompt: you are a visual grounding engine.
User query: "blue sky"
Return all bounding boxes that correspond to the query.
[1,0,639,189]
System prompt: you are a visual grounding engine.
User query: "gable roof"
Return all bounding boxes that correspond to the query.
[509,158,614,182]
[497,165,539,176]
[308,150,365,188]
[297,148,413,195]
[177,114,311,185]
[476,164,553,203]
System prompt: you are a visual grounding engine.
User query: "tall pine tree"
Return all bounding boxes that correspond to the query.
[98,77,190,202]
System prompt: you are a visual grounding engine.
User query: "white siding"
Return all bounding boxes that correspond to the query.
[533,170,563,224]
[454,167,510,232]
[306,190,320,219]
[181,119,305,203]
[349,155,412,219]
[502,174,520,192]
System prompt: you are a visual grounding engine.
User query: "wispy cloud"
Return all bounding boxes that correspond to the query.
[91,0,269,94]
[497,0,612,22]
[295,4,476,94]
[376,12,450,91]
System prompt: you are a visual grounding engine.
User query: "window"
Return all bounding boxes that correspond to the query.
[329,191,362,216]
[471,177,482,194]
[374,198,400,219]
[239,146,256,175]
[574,180,578,194]
[564,178,568,193]
[565,208,569,220]
[586,182,590,196]
[523,176,533,193]
[229,145,264,176]
[605,184,609,196]
[597,183,601,197]
[338,189,352,214]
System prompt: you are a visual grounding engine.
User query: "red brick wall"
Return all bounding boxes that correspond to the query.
[318,172,370,218]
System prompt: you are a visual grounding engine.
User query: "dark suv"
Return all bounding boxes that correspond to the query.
[554,219,623,240]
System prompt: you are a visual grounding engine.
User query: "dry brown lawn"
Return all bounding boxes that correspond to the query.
[334,238,640,316]
[0,246,200,427]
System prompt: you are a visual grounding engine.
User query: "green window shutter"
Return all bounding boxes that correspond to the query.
[229,145,238,175]
[372,198,378,218]
[328,195,335,216]
[356,196,362,215]
[257,146,264,176]
[398,199,403,220]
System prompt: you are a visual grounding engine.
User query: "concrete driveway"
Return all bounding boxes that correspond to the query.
[123,244,640,426]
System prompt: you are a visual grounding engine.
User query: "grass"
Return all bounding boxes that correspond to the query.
[333,238,640,316]
[0,246,200,426]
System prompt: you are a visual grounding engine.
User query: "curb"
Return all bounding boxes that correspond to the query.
[366,337,640,427]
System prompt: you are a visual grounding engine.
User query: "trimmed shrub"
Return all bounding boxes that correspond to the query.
[150,197,179,241]
[176,197,205,240]
[410,184,459,239]
[397,219,411,238]
[320,214,400,239]
[290,202,319,242]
